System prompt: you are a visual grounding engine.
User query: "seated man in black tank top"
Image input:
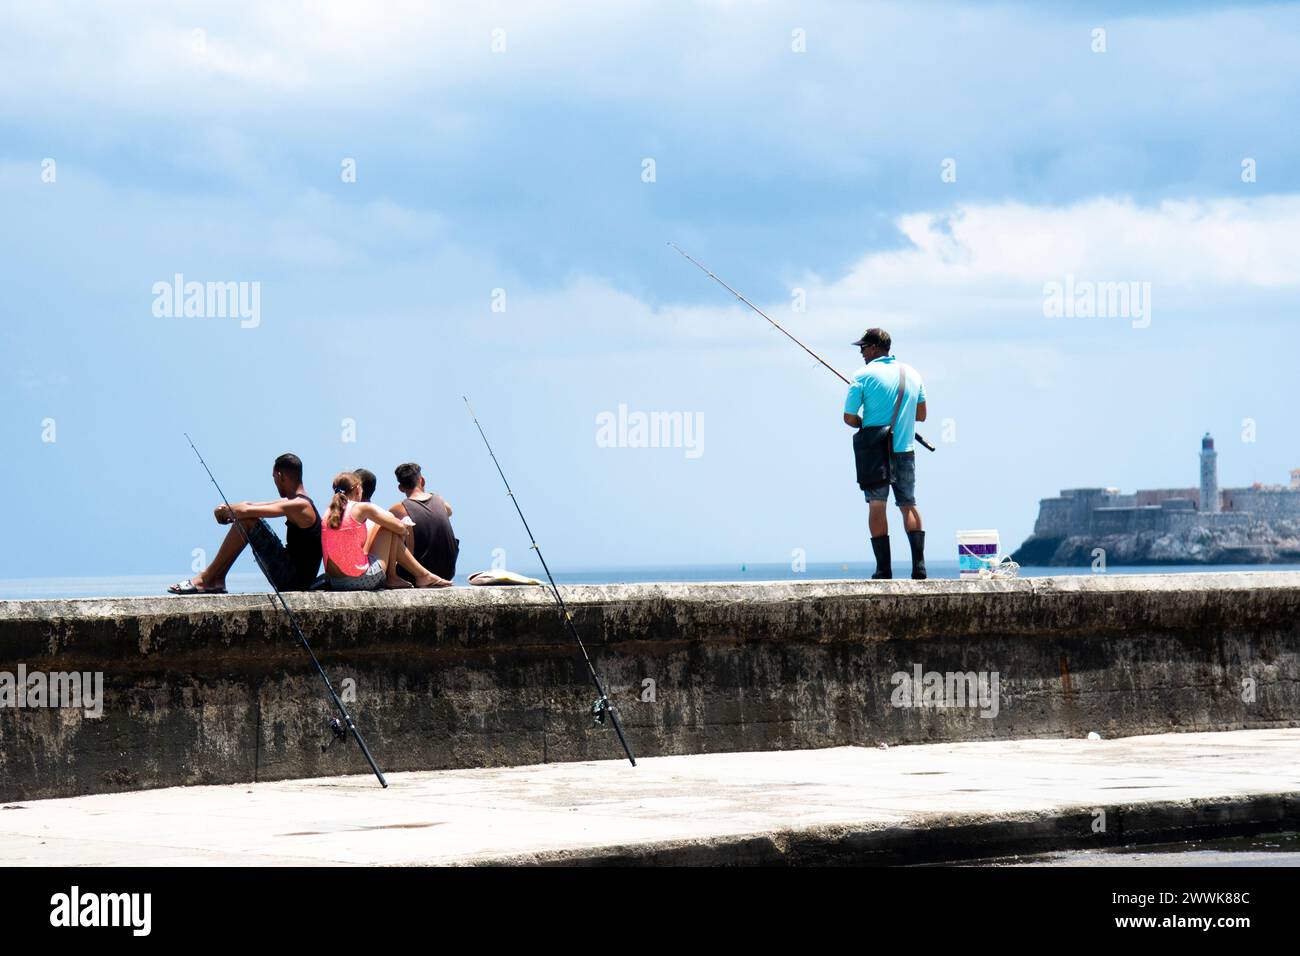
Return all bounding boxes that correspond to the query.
[390,462,458,586]
[168,453,323,595]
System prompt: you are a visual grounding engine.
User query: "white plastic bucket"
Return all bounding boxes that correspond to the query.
[957,530,999,578]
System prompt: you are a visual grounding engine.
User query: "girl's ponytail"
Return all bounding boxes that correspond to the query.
[326,471,360,530]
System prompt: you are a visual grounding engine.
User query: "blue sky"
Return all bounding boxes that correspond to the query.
[3,1,1300,579]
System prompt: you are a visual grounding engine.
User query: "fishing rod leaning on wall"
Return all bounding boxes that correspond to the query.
[462,399,637,768]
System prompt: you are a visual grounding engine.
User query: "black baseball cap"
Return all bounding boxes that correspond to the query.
[852,328,891,350]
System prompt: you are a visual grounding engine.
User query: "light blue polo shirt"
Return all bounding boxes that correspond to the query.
[844,355,927,453]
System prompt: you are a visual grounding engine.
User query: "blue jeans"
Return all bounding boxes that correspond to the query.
[864,451,917,507]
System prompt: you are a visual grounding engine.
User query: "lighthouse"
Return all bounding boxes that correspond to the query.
[1200,432,1219,513]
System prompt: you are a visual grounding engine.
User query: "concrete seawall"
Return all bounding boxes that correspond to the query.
[2,573,1299,801]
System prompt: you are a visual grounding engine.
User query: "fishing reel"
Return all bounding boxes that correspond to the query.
[590,696,612,727]
[321,716,349,753]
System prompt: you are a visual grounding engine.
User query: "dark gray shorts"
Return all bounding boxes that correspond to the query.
[864,451,917,507]
[246,519,301,591]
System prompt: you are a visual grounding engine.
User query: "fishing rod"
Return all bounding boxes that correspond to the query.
[462,398,637,768]
[668,242,936,452]
[184,434,388,788]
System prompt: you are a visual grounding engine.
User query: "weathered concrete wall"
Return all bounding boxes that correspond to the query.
[1090,505,1163,535]
[1136,487,1200,509]
[3,573,1299,801]
[1031,497,1074,538]
[1224,487,1300,520]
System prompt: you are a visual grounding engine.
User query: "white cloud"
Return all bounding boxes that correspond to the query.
[0,2,664,107]
[761,195,1300,338]
[517,195,1300,353]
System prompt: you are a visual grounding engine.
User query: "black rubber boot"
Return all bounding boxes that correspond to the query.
[870,535,892,579]
[907,529,927,580]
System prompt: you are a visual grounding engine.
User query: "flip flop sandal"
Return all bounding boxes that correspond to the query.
[167,579,227,595]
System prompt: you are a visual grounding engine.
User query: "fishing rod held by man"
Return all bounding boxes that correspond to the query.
[667,243,934,451]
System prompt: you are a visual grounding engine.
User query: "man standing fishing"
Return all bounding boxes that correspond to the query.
[667,245,935,577]
[843,328,928,580]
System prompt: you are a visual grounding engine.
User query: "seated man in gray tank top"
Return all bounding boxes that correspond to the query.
[390,462,459,585]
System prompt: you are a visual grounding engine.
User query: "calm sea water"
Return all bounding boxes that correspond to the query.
[3,561,1300,600]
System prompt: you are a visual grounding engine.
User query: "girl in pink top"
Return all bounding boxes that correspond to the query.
[322,471,445,589]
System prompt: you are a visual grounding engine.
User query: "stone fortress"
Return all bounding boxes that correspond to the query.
[1013,434,1300,565]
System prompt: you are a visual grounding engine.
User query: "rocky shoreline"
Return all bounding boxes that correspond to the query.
[1013,519,1300,566]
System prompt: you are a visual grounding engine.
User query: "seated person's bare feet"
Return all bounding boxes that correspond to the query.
[383,577,414,590]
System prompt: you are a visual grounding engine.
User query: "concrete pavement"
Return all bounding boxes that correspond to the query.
[3,730,1299,866]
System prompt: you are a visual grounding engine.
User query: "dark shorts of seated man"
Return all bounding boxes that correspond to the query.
[247,519,319,591]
